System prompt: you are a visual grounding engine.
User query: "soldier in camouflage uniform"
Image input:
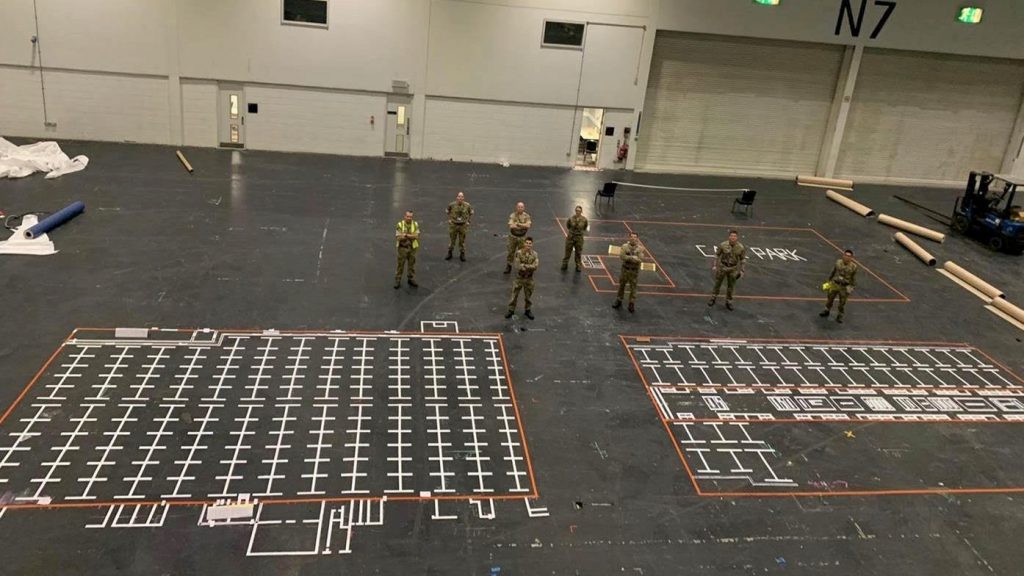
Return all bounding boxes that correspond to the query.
[708,230,746,310]
[445,191,473,261]
[612,232,645,313]
[506,237,538,319]
[820,249,859,323]
[394,210,420,289]
[561,205,589,272]
[505,202,532,274]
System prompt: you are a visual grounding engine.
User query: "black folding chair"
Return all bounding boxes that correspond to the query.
[595,182,617,207]
[731,189,757,216]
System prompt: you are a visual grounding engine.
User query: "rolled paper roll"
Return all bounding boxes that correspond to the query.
[878,214,945,243]
[24,201,85,240]
[991,297,1024,325]
[943,261,1004,300]
[893,232,936,266]
[826,189,874,217]
[797,175,854,189]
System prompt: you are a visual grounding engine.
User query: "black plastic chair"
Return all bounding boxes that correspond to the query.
[731,189,756,216]
[595,182,617,207]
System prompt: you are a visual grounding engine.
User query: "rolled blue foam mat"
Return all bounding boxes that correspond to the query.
[25,201,85,239]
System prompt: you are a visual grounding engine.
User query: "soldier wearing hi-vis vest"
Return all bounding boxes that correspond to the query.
[612,232,645,313]
[820,249,859,323]
[445,191,473,261]
[505,202,532,274]
[708,230,746,310]
[394,210,420,289]
[561,205,588,272]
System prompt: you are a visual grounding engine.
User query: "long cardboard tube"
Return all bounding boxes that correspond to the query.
[893,232,936,266]
[826,189,874,217]
[878,214,945,243]
[176,149,194,174]
[797,175,854,189]
[991,298,1024,325]
[943,261,1004,299]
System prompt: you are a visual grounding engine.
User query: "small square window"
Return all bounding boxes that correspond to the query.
[248,103,258,114]
[605,126,615,137]
[542,20,585,49]
[283,0,328,28]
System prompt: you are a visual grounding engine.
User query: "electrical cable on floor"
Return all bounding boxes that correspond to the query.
[4,212,50,231]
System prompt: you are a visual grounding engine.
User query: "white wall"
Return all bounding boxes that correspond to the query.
[422,97,577,166]
[244,85,385,156]
[181,80,218,147]
[426,0,645,108]
[0,65,169,144]
[176,0,428,94]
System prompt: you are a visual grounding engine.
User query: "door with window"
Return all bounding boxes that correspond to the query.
[218,86,246,148]
[384,95,411,157]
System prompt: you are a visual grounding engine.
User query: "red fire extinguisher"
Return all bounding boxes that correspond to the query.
[616,139,629,162]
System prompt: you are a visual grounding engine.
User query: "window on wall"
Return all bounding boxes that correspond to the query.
[282,0,328,28]
[542,20,585,49]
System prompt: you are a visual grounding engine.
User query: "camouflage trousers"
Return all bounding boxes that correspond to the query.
[508,277,534,312]
[395,246,417,282]
[448,223,468,252]
[712,270,740,301]
[826,285,850,316]
[506,234,526,265]
[616,267,639,304]
[562,236,584,268]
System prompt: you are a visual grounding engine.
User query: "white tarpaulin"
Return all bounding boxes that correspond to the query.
[0,137,89,179]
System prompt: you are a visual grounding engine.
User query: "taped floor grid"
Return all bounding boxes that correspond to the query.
[622,336,1024,496]
[0,328,538,509]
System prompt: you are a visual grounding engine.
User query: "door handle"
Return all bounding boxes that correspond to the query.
[242,116,245,126]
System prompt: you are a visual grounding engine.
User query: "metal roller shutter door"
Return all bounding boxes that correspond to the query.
[836,49,1024,183]
[637,32,843,176]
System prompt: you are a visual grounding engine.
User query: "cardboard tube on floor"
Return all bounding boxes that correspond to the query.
[797,175,854,189]
[878,214,945,243]
[826,189,875,217]
[176,150,194,174]
[893,232,936,266]
[991,298,1024,325]
[943,261,1004,299]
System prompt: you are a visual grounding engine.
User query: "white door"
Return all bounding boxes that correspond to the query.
[384,95,411,156]
[218,86,246,148]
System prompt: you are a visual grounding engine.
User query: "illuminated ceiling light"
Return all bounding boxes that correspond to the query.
[753,0,781,5]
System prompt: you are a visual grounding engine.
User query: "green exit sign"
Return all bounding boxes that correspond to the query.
[957,7,984,23]
[753,0,780,5]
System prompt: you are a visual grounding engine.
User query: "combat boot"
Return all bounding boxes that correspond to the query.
[612,300,622,309]
[445,249,453,261]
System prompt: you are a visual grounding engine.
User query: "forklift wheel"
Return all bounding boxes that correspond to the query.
[988,236,1005,252]
[952,214,970,233]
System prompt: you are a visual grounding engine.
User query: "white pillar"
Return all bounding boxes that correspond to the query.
[818,44,863,178]
[1001,86,1024,176]
[164,0,183,146]
[624,21,655,172]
